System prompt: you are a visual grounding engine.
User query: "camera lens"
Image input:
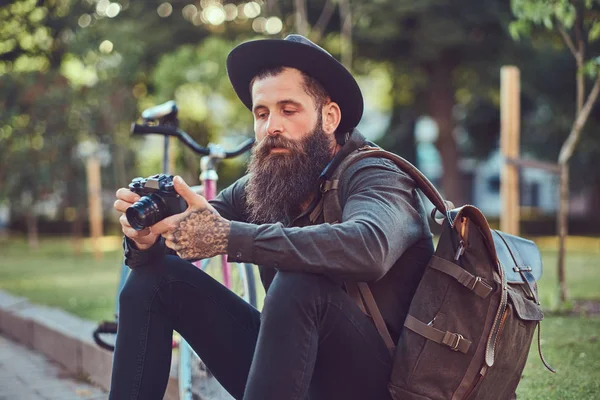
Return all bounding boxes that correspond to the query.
[126,194,168,230]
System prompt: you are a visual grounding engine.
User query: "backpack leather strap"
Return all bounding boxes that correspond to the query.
[353,282,396,356]
[537,321,556,373]
[429,256,493,299]
[404,315,472,354]
[344,283,366,314]
[493,231,540,305]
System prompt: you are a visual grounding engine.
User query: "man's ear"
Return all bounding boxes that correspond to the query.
[322,101,341,135]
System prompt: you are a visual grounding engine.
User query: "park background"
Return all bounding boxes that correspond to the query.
[0,0,599,399]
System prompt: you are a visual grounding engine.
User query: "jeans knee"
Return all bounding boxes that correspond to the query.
[262,271,335,315]
[118,255,184,312]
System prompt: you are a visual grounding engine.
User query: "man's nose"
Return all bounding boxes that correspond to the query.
[266,114,284,137]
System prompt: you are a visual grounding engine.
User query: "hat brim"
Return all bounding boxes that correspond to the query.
[226,39,363,135]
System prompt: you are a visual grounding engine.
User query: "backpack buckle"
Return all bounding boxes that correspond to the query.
[450,334,464,351]
[469,276,481,291]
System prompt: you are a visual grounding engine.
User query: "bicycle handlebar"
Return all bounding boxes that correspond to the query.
[130,123,255,158]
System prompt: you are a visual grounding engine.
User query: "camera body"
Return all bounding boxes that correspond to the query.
[126,174,187,230]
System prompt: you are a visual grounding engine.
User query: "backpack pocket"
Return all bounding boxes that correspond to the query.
[467,285,543,399]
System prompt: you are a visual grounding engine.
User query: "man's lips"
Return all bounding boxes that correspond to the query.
[269,147,290,154]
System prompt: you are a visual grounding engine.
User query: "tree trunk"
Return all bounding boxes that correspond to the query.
[379,72,418,164]
[426,58,463,206]
[26,210,39,249]
[339,0,353,68]
[294,0,309,36]
[556,74,600,304]
[557,163,569,303]
[72,207,84,255]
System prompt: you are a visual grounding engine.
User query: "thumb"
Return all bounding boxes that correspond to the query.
[173,175,202,206]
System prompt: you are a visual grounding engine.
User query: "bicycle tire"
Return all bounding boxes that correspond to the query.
[242,263,258,308]
[179,258,258,399]
[198,258,258,308]
[178,337,195,400]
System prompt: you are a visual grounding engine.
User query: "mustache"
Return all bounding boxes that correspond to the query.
[253,135,306,159]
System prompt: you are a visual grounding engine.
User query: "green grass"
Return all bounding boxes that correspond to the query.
[0,235,266,321]
[517,316,600,399]
[0,236,124,321]
[0,235,598,398]
[517,236,600,399]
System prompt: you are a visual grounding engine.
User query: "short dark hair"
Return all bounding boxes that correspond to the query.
[249,66,330,111]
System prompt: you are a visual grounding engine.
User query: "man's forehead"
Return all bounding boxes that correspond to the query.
[251,68,311,105]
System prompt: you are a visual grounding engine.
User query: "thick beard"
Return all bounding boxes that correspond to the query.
[245,120,334,224]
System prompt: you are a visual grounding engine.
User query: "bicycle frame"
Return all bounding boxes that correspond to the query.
[195,153,233,288]
[133,102,256,400]
[94,101,256,399]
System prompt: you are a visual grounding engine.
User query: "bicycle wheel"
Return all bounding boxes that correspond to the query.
[179,257,258,399]
[178,337,194,400]
[197,257,258,308]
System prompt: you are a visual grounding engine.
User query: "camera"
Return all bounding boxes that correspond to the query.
[125,174,187,230]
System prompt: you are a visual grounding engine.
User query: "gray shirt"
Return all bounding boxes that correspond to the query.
[124,131,434,338]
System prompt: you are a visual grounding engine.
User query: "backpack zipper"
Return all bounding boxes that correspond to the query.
[454,216,469,261]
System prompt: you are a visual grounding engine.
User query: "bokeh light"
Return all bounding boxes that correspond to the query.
[182,4,198,21]
[99,40,113,53]
[265,17,282,34]
[204,5,226,26]
[236,4,248,20]
[252,17,267,33]
[157,2,173,18]
[78,14,92,28]
[243,2,261,19]
[96,0,110,16]
[192,12,205,26]
[224,3,238,21]
[105,3,121,18]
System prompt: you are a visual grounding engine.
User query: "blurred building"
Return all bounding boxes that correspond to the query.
[413,116,595,219]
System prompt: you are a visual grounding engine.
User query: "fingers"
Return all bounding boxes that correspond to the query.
[173,176,209,208]
[114,199,133,213]
[150,213,183,236]
[116,188,140,203]
[119,214,152,238]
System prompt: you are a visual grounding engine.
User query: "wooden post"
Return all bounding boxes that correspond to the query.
[86,155,103,260]
[500,66,520,235]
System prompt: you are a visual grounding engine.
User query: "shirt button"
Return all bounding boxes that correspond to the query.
[236,251,242,259]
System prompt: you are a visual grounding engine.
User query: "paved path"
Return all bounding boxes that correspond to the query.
[0,334,107,400]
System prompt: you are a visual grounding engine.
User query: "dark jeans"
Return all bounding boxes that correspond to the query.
[109,255,393,400]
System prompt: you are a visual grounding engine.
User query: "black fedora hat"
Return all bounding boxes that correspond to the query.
[226,34,363,136]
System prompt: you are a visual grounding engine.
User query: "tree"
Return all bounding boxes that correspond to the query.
[0,71,81,247]
[510,0,600,303]
[349,0,517,206]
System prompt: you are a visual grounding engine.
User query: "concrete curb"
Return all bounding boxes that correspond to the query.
[0,290,179,400]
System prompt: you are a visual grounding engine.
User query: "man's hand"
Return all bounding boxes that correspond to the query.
[115,188,160,250]
[150,176,231,260]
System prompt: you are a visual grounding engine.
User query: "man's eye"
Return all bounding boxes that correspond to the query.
[283,110,296,115]
[257,113,267,119]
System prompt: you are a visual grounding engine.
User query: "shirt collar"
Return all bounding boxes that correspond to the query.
[320,128,367,181]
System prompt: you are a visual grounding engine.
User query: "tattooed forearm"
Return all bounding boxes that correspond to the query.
[170,209,231,260]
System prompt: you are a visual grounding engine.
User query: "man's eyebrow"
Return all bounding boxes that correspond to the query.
[252,103,267,113]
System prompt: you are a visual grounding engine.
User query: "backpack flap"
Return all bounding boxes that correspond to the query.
[492,230,542,306]
[506,285,544,322]
[491,231,556,375]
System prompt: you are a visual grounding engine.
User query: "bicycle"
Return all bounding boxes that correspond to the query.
[94,100,258,400]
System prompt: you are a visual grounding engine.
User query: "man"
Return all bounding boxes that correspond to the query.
[110,35,433,400]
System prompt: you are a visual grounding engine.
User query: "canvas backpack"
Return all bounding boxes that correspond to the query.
[318,145,555,400]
